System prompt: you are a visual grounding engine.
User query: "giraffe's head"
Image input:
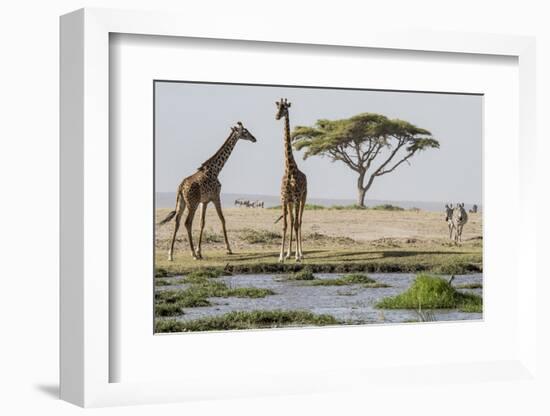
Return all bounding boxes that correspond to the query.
[445,204,453,222]
[231,121,257,142]
[275,98,291,120]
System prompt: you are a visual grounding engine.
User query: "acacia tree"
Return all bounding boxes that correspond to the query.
[292,113,440,207]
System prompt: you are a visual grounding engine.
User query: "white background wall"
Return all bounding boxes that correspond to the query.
[0,1,548,415]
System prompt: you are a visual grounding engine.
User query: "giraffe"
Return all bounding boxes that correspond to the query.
[159,122,257,261]
[275,98,307,262]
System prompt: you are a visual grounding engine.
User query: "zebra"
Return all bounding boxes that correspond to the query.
[234,199,250,207]
[445,204,456,240]
[451,203,468,243]
[235,199,264,208]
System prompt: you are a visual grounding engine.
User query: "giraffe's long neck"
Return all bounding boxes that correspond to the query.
[199,132,239,176]
[284,114,297,172]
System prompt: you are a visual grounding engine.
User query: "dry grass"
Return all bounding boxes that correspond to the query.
[155,207,482,275]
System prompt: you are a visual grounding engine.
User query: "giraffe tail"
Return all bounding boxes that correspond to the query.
[159,191,184,225]
[159,210,176,225]
[274,214,284,224]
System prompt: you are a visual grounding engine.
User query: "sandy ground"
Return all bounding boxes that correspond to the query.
[154,207,482,274]
[155,207,482,250]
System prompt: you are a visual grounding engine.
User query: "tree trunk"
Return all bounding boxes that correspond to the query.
[357,187,367,207]
[357,171,376,207]
[357,170,367,207]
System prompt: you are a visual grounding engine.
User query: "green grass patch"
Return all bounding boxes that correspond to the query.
[155,302,185,317]
[155,268,169,277]
[286,267,315,280]
[155,278,172,286]
[239,228,281,244]
[459,303,483,313]
[340,273,375,283]
[432,260,474,275]
[226,287,275,298]
[376,274,482,312]
[155,310,339,332]
[304,273,390,287]
[330,204,367,210]
[155,246,482,276]
[304,204,325,210]
[156,288,212,308]
[185,279,274,299]
[181,268,224,283]
[304,273,367,285]
[370,204,405,211]
[155,276,275,316]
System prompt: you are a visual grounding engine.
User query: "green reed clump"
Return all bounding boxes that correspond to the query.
[286,267,315,281]
[376,274,482,313]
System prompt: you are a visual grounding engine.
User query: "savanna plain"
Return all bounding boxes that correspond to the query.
[154,205,483,333]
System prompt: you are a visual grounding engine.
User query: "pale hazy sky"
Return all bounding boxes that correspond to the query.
[155,81,482,204]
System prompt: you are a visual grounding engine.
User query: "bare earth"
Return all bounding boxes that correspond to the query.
[155,207,483,275]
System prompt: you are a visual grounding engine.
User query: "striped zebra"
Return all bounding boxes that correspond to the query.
[234,199,250,207]
[451,203,468,243]
[444,204,456,240]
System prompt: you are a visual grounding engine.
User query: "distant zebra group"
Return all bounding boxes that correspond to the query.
[445,203,469,243]
[235,199,265,208]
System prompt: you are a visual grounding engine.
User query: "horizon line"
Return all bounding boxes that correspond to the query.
[155,190,481,206]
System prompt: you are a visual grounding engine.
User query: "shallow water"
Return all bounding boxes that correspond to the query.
[156,272,483,325]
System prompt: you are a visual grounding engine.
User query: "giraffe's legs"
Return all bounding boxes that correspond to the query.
[213,197,232,254]
[286,202,294,259]
[196,202,208,259]
[167,195,185,261]
[293,201,301,262]
[279,203,288,263]
[298,194,306,259]
[184,203,199,259]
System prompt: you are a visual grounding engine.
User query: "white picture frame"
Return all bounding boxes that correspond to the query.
[60,8,539,408]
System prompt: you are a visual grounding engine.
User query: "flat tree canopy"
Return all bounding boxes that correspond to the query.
[291,113,440,206]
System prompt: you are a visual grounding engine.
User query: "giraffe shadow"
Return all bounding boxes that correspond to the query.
[308,249,476,262]
[225,252,280,261]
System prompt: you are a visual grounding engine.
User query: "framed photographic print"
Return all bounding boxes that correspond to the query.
[60,7,539,408]
[152,80,483,334]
